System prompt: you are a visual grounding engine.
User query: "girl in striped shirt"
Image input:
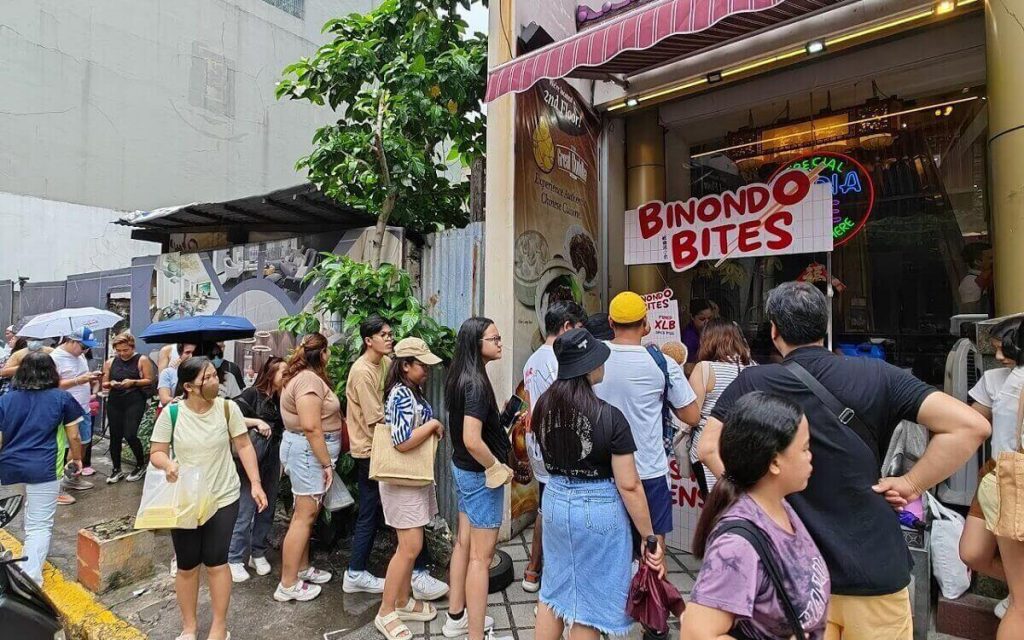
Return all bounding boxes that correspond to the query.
[375,338,445,640]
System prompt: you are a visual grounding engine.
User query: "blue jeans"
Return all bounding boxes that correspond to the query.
[23,480,60,585]
[77,413,92,445]
[540,476,634,636]
[349,457,429,573]
[228,440,281,563]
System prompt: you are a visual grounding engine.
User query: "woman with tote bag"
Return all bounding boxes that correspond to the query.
[373,338,445,640]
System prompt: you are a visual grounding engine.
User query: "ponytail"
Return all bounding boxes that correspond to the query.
[691,475,740,558]
[689,391,804,558]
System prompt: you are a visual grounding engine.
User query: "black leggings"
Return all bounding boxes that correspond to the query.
[171,501,240,570]
[106,394,147,471]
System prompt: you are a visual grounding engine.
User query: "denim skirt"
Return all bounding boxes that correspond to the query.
[540,475,634,636]
[280,430,341,496]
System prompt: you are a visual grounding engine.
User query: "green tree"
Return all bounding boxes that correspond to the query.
[276,0,486,267]
[280,256,455,403]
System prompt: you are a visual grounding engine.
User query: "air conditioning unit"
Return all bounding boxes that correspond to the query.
[939,338,987,506]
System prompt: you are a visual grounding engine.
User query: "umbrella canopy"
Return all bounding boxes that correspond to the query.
[139,315,256,345]
[18,307,123,339]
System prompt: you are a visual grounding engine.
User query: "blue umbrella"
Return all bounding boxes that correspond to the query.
[139,315,256,344]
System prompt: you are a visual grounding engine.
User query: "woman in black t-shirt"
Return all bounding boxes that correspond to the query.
[443,317,513,640]
[532,328,665,639]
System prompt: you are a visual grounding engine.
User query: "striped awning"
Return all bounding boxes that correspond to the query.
[485,0,842,102]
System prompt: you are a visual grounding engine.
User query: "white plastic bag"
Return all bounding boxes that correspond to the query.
[925,491,971,599]
[134,464,205,530]
[323,470,354,512]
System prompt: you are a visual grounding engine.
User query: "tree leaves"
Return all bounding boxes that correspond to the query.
[277,0,486,241]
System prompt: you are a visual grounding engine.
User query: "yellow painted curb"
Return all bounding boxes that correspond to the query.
[0,529,146,640]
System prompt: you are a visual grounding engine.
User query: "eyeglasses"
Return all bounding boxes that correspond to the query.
[481,336,503,345]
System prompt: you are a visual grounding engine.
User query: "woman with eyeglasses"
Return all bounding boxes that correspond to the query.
[443,317,513,640]
[275,333,343,602]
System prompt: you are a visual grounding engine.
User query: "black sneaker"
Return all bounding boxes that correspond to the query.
[125,467,145,483]
[106,471,126,485]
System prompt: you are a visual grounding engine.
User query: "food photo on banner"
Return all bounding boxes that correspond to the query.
[511,77,602,530]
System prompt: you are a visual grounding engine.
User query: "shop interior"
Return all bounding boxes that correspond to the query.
[643,18,989,385]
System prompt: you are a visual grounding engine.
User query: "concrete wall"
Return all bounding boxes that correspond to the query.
[0,0,371,214]
[0,192,157,283]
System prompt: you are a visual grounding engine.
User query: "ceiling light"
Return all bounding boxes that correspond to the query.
[706,71,723,84]
[805,40,825,55]
[626,97,639,107]
[944,105,954,116]
[934,109,943,117]
[935,0,956,14]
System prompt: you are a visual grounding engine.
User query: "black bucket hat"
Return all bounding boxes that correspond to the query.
[554,328,611,380]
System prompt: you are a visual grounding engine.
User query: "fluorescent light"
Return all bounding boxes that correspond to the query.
[806,40,826,54]
[626,97,639,107]
[935,0,956,14]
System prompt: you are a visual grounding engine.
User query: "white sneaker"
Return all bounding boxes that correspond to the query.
[996,596,1011,620]
[249,556,272,576]
[342,569,384,594]
[229,563,250,583]
[483,632,512,640]
[441,612,495,638]
[273,580,322,602]
[412,570,450,601]
[298,566,332,585]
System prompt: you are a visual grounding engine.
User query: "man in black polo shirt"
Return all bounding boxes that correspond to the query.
[698,282,989,639]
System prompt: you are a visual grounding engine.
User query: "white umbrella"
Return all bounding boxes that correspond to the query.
[17,307,124,339]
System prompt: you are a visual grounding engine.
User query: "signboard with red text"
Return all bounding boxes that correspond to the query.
[667,456,703,553]
[640,288,681,348]
[625,169,833,272]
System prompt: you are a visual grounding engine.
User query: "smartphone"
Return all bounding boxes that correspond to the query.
[499,395,525,434]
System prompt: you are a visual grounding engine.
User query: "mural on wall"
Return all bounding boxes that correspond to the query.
[511,78,602,524]
[151,252,220,321]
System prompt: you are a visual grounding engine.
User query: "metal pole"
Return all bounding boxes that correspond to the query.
[826,252,833,351]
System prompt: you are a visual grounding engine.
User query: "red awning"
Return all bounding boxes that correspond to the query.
[485,0,842,102]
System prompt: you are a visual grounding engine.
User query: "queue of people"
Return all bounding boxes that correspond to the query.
[0,286,1015,640]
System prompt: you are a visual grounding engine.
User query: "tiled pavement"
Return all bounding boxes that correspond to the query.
[405,527,697,640]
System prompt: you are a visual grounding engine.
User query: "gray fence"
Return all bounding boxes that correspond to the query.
[0,280,12,330]
[420,222,485,528]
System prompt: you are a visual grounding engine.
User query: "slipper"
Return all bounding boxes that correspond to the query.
[396,598,437,622]
[174,634,197,640]
[375,612,414,640]
[522,569,541,593]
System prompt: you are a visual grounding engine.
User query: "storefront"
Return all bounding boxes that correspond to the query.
[484,0,1021,549]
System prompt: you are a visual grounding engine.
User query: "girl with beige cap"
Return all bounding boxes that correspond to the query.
[375,337,447,640]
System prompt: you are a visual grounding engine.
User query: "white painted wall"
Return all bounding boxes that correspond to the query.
[0,192,156,282]
[0,0,371,281]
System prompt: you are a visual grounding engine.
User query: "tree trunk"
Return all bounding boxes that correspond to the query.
[369,195,396,268]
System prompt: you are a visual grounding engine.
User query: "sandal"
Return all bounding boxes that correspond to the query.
[175,634,197,640]
[396,598,437,622]
[375,612,414,640]
[522,569,541,593]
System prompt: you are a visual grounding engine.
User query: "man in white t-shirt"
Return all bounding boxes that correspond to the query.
[51,327,103,498]
[594,291,699,543]
[521,300,587,593]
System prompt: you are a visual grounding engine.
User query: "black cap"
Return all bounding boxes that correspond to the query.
[583,312,614,341]
[554,328,611,380]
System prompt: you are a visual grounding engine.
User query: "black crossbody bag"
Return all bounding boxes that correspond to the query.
[783,360,880,466]
[713,519,807,640]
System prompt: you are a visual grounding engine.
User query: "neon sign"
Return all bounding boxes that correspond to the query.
[774,151,875,248]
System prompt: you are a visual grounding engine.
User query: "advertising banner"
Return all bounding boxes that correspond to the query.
[625,169,833,272]
[511,78,602,527]
[640,288,681,349]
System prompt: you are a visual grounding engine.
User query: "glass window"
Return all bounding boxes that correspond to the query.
[262,0,303,18]
[681,88,989,384]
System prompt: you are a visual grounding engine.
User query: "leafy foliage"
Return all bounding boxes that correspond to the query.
[280,255,455,404]
[276,0,487,264]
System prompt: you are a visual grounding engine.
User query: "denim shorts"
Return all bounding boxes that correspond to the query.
[280,430,341,496]
[76,413,92,446]
[540,476,634,636]
[451,463,504,529]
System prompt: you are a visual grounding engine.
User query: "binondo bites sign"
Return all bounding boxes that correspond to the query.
[625,168,834,272]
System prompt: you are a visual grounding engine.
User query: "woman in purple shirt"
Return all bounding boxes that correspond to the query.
[682,391,829,640]
[682,299,715,365]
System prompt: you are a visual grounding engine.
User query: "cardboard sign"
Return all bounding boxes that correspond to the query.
[667,456,704,553]
[625,170,833,272]
[640,289,681,348]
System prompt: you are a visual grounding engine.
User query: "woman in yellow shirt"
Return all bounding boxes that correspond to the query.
[150,357,267,640]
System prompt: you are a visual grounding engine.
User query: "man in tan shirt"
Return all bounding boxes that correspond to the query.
[343,316,449,601]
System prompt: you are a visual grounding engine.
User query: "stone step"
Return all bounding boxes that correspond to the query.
[936,593,1000,640]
